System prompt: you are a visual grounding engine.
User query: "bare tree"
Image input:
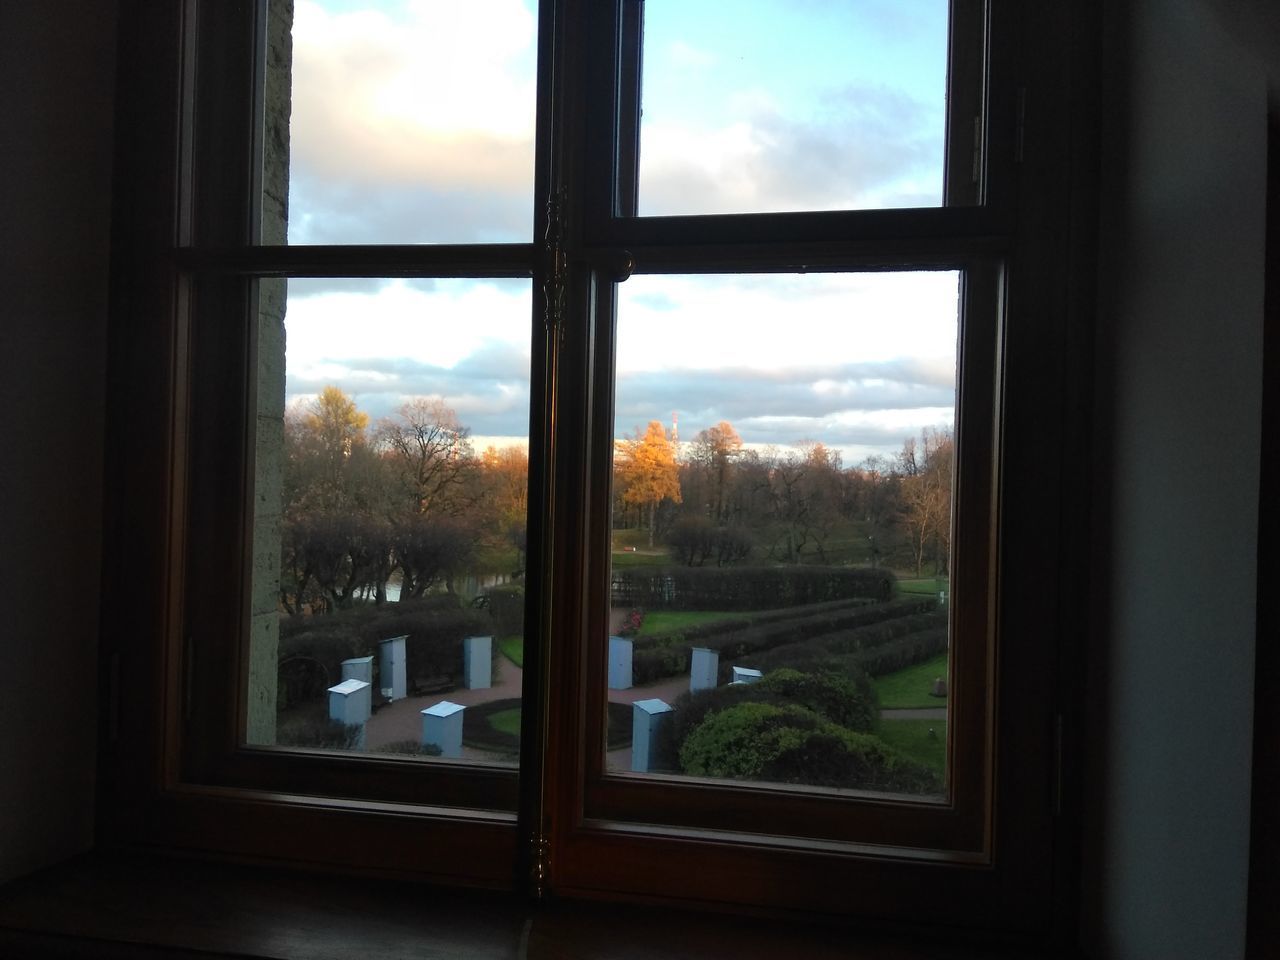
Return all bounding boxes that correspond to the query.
[375,398,476,517]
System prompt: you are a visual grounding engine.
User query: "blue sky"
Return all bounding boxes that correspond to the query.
[280,0,956,462]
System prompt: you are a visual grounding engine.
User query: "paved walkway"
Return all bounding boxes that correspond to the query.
[362,619,949,765]
[363,642,696,766]
[363,658,524,759]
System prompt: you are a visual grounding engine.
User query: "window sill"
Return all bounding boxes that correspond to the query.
[0,851,1073,960]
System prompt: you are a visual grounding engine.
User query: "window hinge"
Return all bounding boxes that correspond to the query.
[543,188,568,345]
[530,830,551,900]
[1014,87,1027,164]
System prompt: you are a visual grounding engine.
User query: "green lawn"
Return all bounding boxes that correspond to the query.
[610,550,667,569]
[877,718,947,777]
[636,610,743,636]
[873,653,948,709]
[488,707,522,737]
[896,576,949,596]
[498,635,524,668]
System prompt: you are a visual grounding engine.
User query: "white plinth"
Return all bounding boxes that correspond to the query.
[631,698,673,773]
[341,655,373,685]
[327,678,371,749]
[463,635,492,690]
[378,634,407,701]
[421,700,465,758]
[608,635,633,690]
[690,647,719,693]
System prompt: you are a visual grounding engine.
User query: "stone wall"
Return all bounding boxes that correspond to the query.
[247,0,293,746]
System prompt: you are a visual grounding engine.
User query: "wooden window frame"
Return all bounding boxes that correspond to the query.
[100,0,1094,937]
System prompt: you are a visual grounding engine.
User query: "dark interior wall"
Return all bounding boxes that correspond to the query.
[1086,1,1265,956]
[0,2,118,882]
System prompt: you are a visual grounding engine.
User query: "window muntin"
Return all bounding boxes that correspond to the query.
[272,0,540,245]
[636,0,953,216]
[603,271,958,801]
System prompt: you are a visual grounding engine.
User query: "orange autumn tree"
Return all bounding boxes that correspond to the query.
[616,420,683,547]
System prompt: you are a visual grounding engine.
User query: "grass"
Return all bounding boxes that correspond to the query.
[498,635,524,668]
[635,610,743,636]
[872,653,949,709]
[488,707,521,737]
[610,551,666,569]
[895,576,949,597]
[877,718,947,778]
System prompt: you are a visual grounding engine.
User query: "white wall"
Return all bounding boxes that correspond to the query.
[1087,1,1265,955]
[0,2,117,883]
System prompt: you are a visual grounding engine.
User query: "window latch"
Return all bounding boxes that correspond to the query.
[543,188,568,342]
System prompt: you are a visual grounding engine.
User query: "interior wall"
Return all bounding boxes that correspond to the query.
[0,2,117,882]
[1087,0,1264,956]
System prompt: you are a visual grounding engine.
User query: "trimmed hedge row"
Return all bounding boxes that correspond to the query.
[851,628,949,677]
[629,595,879,653]
[730,610,947,679]
[611,565,895,611]
[629,597,936,685]
[277,597,490,706]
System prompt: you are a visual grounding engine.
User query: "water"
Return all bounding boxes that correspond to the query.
[368,572,514,604]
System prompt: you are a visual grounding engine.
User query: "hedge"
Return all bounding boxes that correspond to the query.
[677,702,941,795]
[610,565,895,611]
[276,597,490,706]
[656,667,878,763]
[732,627,949,684]
[629,594,883,654]
[629,597,936,685]
[486,585,525,638]
[734,610,948,679]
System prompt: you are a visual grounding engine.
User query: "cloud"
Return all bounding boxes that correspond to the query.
[287,342,533,437]
[286,277,438,298]
[615,360,954,437]
[288,171,533,244]
[638,82,943,215]
[286,0,537,244]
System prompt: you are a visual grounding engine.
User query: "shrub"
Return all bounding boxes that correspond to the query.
[754,667,878,733]
[656,666,877,760]
[277,596,488,697]
[615,608,645,637]
[275,714,364,751]
[486,585,525,638]
[610,565,895,611]
[373,740,442,757]
[678,702,940,794]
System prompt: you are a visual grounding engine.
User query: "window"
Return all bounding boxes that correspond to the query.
[103,0,1088,933]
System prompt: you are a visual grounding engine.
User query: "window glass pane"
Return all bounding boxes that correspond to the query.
[264,0,539,244]
[607,272,957,799]
[250,276,532,766]
[637,0,951,216]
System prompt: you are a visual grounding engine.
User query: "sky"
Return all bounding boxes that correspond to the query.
[280,0,956,464]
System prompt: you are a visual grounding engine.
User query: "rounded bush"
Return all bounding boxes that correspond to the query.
[754,667,878,733]
[678,702,940,794]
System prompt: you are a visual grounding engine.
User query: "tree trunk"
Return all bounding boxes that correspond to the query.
[648,501,656,547]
